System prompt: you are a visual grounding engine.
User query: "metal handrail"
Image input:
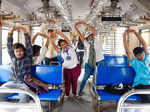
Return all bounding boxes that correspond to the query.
[117,89,150,112]
[0,88,43,112]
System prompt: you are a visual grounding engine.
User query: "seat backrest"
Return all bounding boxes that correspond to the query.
[0,65,63,85]
[0,65,11,83]
[32,65,63,85]
[96,65,135,86]
[104,56,128,66]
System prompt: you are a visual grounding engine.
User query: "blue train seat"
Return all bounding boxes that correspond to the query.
[103,56,128,66]
[96,66,135,86]
[32,65,62,85]
[0,65,63,106]
[32,65,63,102]
[95,56,141,111]
[96,65,141,101]
[0,65,10,84]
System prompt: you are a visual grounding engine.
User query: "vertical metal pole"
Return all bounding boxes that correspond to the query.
[0,0,2,64]
[0,26,2,64]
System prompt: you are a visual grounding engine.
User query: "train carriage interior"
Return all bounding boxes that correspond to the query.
[0,0,150,112]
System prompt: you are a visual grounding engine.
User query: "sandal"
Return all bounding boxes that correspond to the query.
[74,95,80,100]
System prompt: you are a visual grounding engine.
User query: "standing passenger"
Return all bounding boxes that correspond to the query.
[40,19,59,65]
[51,30,81,99]
[75,21,104,96]
[44,29,59,65]
[71,34,85,67]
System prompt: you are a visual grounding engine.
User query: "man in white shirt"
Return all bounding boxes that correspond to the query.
[44,29,59,65]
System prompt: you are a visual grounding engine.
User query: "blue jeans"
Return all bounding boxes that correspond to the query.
[78,60,104,95]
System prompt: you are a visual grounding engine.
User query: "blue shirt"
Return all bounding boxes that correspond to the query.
[129,53,150,87]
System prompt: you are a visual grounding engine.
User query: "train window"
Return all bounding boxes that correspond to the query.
[141,29,150,50]
[114,27,126,55]
[2,27,18,64]
[103,27,126,56]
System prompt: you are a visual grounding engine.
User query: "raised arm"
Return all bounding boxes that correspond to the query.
[32,33,38,45]
[34,36,50,65]
[75,21,97,35]
[123,30,133,60]
[133,30,149,53]
[51,39,60,53]
[81,21,97,36]
[32,32,49,47]
[55,30,71,45]
[74,22,85,43]
[17,26,32,57]
[7,26,16,58]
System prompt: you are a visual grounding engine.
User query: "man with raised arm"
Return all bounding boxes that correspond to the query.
[123,29,150,102]
[75,21,104,96]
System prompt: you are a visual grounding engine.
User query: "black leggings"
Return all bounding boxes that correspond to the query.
[76,51,84,66]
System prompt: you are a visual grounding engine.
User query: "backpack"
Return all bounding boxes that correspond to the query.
[77,37,84,50]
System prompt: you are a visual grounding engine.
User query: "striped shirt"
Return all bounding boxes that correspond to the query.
[7,33,32,82]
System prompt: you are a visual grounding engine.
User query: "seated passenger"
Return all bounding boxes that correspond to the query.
[32,32,50,65]
[24,32,51,94]
[123,28,150,102]
[0,26,32,103]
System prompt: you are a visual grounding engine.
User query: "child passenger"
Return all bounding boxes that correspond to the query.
[51,30,81,100]
[123,28,150,102]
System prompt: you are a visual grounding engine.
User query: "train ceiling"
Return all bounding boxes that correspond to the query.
[0,0,150,31]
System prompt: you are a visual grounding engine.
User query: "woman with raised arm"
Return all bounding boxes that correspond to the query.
[51,30,81,100]
[75,21,104,96]
[123,28,150,102]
